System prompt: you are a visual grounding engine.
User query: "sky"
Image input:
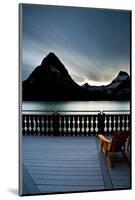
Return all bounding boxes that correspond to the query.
[21,4,131,86]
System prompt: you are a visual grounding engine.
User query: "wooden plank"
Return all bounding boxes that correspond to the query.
[34,179,104,186]
[23,164,40,194]
[33,174,103,181]
[28,170,103,176]
[23,157,100,161]
[22,136,105,194]
[22,181,28,195]
[25,165,102,170]
[95,137,113,190]
[113,185,130,189]
[38,184,105,193]
[30,174,103,179]
[23,162,100,167]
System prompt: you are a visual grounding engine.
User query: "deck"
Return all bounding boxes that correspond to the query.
[21,136,131,195]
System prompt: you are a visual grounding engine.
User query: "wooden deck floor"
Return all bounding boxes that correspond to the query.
[21,136,131,195]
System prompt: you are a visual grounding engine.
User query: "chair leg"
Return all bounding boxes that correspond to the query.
[127,138,131,151]
[121,151,130,166]
[100,141,103,152]
[106,154,113,168]
[105,151,113,168]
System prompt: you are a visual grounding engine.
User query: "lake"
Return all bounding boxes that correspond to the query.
[22,101,130,112]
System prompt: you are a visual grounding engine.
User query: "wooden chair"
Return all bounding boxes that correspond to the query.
[98,131,130,168]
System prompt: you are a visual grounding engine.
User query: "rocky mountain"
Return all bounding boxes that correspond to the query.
[82,71,130,100]
[23,52,130,101]
[23,52,83,100]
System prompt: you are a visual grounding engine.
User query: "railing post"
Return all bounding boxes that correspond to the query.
[98,112,105,134]
[53,111,59,136]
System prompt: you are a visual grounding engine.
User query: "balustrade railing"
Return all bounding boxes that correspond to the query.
[22,110,130,136]
[102,110,130,134]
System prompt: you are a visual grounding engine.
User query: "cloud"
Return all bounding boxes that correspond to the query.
[21,5,130,86]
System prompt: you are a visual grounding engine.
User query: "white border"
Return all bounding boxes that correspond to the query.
[0,0,134,199]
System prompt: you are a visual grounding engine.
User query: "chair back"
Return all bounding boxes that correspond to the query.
[110,131,130,152]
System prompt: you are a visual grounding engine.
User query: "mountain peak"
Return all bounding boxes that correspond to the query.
[113,71,130,82]
[40,52,69,76]
[41,52,60,65]
[118,71,129,77]
[46,52,57,59]
[48,52,56,56]
[82,83,90,88]
[23,52,81,100]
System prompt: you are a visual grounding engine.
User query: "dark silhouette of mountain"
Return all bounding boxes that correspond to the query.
[23,52,83,100]
[82,71,130,100]
[23,52,130,101]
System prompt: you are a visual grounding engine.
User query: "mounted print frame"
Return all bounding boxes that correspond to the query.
[19,3,131,196]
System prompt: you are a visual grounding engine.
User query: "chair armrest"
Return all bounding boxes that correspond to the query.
[98,134,112,153]
[98,134,112,143]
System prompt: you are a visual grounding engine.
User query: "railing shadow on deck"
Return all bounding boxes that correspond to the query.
[22,110,130,136]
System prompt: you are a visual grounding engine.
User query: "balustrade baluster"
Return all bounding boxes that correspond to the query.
[119,115,123,131]
[79,116,82,136]
[74,116,78,135]
[22,115,25,135]
[72,116,75,136]
[123,115,126,131]
[43,115,46,135]
[106,116,110,133]
[63,116,66,135]
[81,116,84,135]
[95,116,98,134]
[91,116,94,133]
[37,115,40,135]
[86,116,89,135]
[41,116,44,135]
[114,115,118,132]
[45,116,48,135]
[104,115,107,132]
[117,116,120,131]
[122,116,125,131]
[88,116,92,134]
[59,116,62,134]
[108,116,112,132]
[26,115,29,135]
[68,116,71,134]
[65,116,69,136]
[39,115,42,135]
[34,115,38,135]
[113,115,116,132]
[28,116,31,135]
[76,116,79,135]
[111,115,114,132]
[70,116,74,135]
[30,115,34,135]
[50,115,53,135]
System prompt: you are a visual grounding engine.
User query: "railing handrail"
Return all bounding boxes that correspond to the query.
[102,110,130,114]
[22,110,130,115]
[22,110,101,115]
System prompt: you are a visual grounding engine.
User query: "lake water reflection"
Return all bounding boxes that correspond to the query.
[22,101,130,112]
